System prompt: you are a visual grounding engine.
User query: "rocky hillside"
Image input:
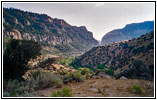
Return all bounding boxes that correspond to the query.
[72,31,154,80]
[3,8,99,55]
[101,21,154,45]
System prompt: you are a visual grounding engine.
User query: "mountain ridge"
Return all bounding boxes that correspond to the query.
[101,21,154,45]
[3,8,99,55]
[72,30,154,80]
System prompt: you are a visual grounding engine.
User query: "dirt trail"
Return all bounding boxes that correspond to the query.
[35,78,154,97]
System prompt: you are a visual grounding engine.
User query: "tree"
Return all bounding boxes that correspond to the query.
[3,39,41,80]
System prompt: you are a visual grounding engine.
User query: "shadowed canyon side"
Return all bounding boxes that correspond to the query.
[3,8,99,56]
[72,31,154,80]
[101,21,154,45]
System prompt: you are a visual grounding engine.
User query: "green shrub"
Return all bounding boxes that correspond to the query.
[132,86,143,94]
[77,68,93,79]
[128,85,143,94]
[27,69,63,89]
[3,79,18,97]
[132,46,146,55]
[3,39,41,80]
[51,87,72,97]
[51,90,62,97]
[69,58,95,71]
[59,58,74,66]
[3,37,10,53]
[57,69,68,75]
[4,79,19,91]
[132,60,148,79]
[78,67,93,75]
[74,72,84,82]
[97,64,105,69]
[3,79,35,97]
[62,87,72,97]
[103,67,114,76]
[63,71,85,83]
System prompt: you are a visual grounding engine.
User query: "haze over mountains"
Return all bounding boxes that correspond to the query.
[101,21,154,45]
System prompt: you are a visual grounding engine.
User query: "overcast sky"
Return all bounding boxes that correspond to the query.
[3,2,155,40]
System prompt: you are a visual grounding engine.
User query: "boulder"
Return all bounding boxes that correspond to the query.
[120,76,127,80]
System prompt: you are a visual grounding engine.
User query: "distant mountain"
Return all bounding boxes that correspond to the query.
[101,21,154,45]
[3,8,99,56]
[72,30,154,80]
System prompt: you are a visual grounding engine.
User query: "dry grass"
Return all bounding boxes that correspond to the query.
[35,78,154,97]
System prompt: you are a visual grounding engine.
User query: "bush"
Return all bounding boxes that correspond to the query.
[78,67,93,75]
[3,79,34,97]
[3,39,41,80]
[3,69,63,97]
[59,58,74,66]
[63,71,85,83]
[26,69,63,89]
[128,85,143,95]
[97,64,105,69]
[132,60,148,78]
[132,46,146,55]
[115,60,148,79]
[3,37,10,53]
[51,87,72,97]
[51,90,62,97]
[103,67,114,76]
[74,72,84,82]
[62,87,72,97]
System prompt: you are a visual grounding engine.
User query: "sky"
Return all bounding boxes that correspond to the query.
[3,2,155,41]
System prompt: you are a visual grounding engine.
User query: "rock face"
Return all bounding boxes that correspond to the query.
[3,8,99,54]
[72,31,154,80]
[6,29,22,40]
[101,21,154,45]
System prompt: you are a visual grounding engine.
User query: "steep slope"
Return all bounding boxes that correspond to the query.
[3,8,99,55]
[101,21,154,45]
[72,31,154,80]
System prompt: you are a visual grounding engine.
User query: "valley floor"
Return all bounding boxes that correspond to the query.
[35,78,154,97]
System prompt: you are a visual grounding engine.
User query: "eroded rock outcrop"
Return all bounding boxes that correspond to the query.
[3,8,99,53]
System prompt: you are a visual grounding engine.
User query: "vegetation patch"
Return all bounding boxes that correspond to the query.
[63,71,85,83]
[127,85,144,95]
[103,67,114,76]
[78,67,93,75]
[25,69,63,89]
[3,79,35,97]
[3,39,41,80]
[51,87,72,97]
[59,57,74,66]
[97,64,105,69]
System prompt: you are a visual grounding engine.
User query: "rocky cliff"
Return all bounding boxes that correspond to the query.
[72,31,154,80]
[101,21,154,45]
[3,8,99,55]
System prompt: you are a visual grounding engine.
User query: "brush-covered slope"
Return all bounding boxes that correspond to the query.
[101,21,154,45]
[3,8,99,55]
[72,31,154,80]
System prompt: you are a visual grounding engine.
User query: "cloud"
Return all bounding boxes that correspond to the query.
[94,3,104,7]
